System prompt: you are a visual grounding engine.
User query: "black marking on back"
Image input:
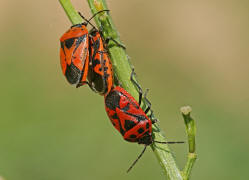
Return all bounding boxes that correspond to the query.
[124,120,136,131]
[89,58,106,94]
[124,111,147,122]
[129,134,137,138]
[65,63,81,84]
[122,103,130,112]
[104,73,110,79]
[138,128,144,134]
[60,41,64,48]
[111,112,125,136]
[105,91,121,110]
[111,112,119,120]
[116,91,147,121]
[119,91,140,109]
[61,42,66,56]
[118,119,125,136]
[65,38,75,49]
[91,38,100,59]
[146,122,149,129]
[103,66,108,72]
[73,35,86,55]
[92,58,101,68]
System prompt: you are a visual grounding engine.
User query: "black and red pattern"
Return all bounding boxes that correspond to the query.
[104,70,184,172]
[105,86,153,145]
[59,10,113,96]
[60,23,90,87]
[88,30,113,95]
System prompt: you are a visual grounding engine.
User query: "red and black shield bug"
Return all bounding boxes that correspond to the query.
[104,69,184,172]
[59,10,109,88]
[88,29,113,95]
[78,12,124,95]
[60,23,89,87]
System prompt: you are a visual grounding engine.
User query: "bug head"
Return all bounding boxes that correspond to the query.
[138,132,153,146]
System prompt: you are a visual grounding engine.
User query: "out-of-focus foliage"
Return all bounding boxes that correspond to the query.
[0,0,249,179]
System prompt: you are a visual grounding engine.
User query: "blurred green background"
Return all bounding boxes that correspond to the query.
[1,0,249,179]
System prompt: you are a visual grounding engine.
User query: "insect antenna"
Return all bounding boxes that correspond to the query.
[154,141,185,144]
[127,141,184,173]
[78,10,110,29]
[126,145,147,173]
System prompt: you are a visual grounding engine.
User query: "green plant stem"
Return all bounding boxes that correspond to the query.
[87,0,136,97]
[59,0,186,179]
[86,1,183,179]
[180,106,197,180]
